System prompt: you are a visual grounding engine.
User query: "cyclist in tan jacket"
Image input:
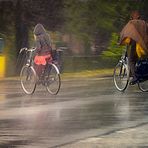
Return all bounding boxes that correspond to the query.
[120,11,148,85]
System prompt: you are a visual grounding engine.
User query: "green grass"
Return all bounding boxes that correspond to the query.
[61,68,113,79]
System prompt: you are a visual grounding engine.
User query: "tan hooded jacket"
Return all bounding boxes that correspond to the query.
[120,20,148,54]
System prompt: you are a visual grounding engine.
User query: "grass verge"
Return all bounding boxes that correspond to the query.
[61,68,113,79]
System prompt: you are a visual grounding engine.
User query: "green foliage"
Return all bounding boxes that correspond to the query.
[101,33,125,59]
[64,0,116,38]
[0,0,147,57]
[114,0,146,30]
[63,0,148,55]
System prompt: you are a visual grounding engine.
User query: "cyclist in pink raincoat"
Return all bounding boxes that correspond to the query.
[33,23,52,79]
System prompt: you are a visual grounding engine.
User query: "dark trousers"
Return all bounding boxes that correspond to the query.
[128,40,138,78]
[34,64,45,78]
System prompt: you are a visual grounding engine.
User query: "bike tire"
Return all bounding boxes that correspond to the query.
[138,79,148,92]
[46,63,61,95]
[113,62,129,91]
[20,65,37,94]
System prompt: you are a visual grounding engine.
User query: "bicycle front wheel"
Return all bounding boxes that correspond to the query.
[20,65,37,94]
[138,79,148,92]
[113,62,129,91]
[46,63,61,95]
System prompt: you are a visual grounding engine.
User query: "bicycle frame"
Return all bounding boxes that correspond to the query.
[20,47,61,95]
[114,44,148,92]
[25,48,36,66]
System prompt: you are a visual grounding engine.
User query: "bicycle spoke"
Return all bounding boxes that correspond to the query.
[114,62,129,91]
[46,63,61,95]
[20,66,37,94]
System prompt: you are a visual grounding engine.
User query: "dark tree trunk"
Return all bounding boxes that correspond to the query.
[15,0,29,57]
[15,0,29,74]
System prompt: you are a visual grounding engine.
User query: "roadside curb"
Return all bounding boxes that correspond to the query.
[0,75,113,82]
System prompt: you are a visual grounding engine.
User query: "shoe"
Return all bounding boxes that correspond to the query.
[129,77,138,85]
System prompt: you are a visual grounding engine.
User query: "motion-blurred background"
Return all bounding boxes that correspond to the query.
[0,0,147,77]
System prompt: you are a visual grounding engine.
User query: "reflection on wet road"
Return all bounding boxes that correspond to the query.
[0,78,148,147]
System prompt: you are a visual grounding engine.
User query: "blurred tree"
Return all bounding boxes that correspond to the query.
[114,0,147,30]
[63,0,118,54]
[0,0,147,57]
[140,0,148,20]
[102,0,148,59]
[15,0,29,55]
[63,0,148,55]
[0,0,64,56]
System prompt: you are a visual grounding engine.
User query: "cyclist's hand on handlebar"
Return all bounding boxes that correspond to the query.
[19,47,28,53]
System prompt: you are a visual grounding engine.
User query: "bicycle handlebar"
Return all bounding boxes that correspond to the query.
[19,47,27,53]
[19,47,36,54]
[27,47,36,52]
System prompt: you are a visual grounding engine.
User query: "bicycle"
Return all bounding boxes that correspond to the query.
[19,47,61,95]
[113,45,148,92]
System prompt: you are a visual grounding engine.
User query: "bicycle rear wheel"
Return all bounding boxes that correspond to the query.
[20,65,37,94]
[46,63,61,95]
[113,62,129,91]
[138,79,148,92]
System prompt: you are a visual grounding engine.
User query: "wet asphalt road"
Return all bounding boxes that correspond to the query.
[0,77,148,147]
